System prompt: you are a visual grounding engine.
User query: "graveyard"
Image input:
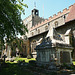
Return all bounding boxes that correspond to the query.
[0,25,75,75]
[0,24,75,75]
[0,57,75,75]
[0,0,75,75]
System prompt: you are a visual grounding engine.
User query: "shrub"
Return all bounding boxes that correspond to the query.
[17,60,25,65]
[29,60,36,66]
[29,60,36,64]
[0,59,4,62]
[17,60,22,65]
[0,59,4,65]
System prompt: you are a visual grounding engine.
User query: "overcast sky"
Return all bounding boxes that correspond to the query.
[21,0,75,20]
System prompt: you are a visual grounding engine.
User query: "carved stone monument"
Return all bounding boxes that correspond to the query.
[35,28,73,65]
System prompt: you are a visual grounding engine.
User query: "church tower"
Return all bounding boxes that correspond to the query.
[32,9,39,16]
[32,2,39,16]
[32,8,39,26]
[31,8,45,27]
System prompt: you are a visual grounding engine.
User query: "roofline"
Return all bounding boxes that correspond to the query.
[65,19,75,24]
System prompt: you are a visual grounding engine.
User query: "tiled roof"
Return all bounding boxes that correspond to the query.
[66,3,75,22]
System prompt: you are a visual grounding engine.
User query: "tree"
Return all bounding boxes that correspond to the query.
[0,0,28,48]
[10,37,24,57]
[11,37,23,51]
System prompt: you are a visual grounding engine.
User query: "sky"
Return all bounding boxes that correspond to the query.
[21,0,75,20]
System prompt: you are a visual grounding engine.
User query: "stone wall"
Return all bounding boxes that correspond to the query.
[30,23,48,38]
[56,20,75,59]
[29,32,48,53]
[23,4,74,39]
[56,21,75,34]
[23,4,75,57]
[32,16,45,26]
[60,51,70,63]
[29,11,69,38]
[23,15,32,37]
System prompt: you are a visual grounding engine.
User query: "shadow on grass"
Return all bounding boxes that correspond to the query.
[0,63,33,75]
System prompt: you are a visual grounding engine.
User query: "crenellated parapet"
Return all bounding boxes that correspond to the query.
[57,11,61,15]
[30,19,48,31]
[48,8,69,22]
[30,3,74,31]
[49,16,52,20]
[69,4,73,10]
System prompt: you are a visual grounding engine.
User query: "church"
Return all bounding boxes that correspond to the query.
[23,3,75,59]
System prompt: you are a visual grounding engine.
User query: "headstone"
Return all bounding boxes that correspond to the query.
[16,48,19,57]
[7,46,11,58]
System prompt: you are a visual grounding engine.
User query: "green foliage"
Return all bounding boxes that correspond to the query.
[17,60,25,65]
[73,61,75,65]
[0,63,34,75]
[10,37,24,52]
[14,57,36,63]
[0,0,28,49]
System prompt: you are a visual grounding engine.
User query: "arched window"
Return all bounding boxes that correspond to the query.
[32,32,34,36]
[38,29,40,34]
[26,24,28,28]
[31,40,36,52]
[45,26,48,30]
[55,21,58,27]
[32,40,36,43]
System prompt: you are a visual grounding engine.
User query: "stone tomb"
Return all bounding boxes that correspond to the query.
[35,28,73,65]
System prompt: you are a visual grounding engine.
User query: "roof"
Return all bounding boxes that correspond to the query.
[66,3,75,22]
[65,29,71,36]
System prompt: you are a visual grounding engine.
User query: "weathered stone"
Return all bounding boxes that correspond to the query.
[48,65,56,70]
[35,28,73,65]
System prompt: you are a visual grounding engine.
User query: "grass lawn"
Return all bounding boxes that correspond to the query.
[1,58,75,75]
[73,61,75,65]
[6,57,36,64]
[0,58,36,75]
[14,57,36,63]
[0,63,34,75]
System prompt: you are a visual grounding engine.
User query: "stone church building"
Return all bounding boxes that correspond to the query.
[23,3,75,59]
